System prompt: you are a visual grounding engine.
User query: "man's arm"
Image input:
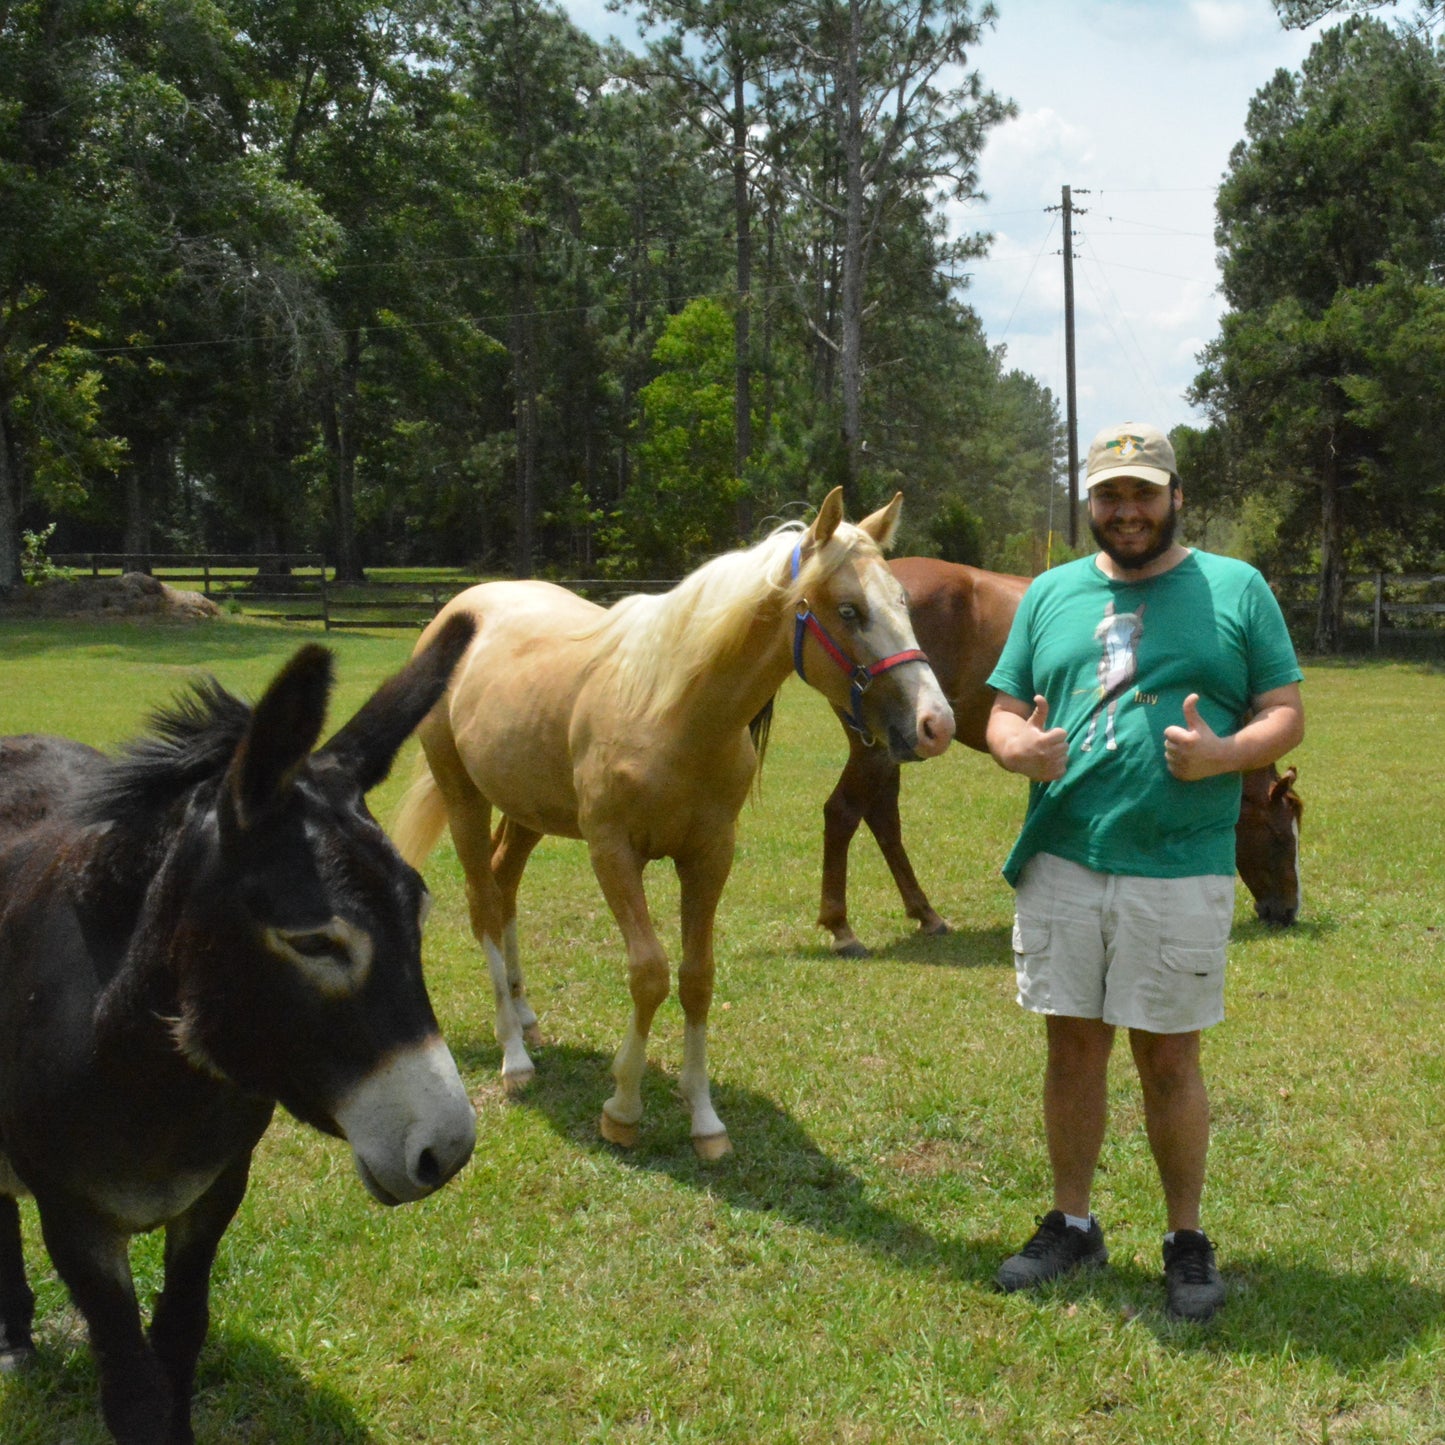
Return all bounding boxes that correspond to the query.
[986,691,1069,782]
[1163,682,1305,782]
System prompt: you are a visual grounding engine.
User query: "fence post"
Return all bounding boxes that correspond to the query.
[321,562,331,632]
[1373,571,1384,652]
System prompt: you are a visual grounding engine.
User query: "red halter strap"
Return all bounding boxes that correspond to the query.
[789,541,928,739]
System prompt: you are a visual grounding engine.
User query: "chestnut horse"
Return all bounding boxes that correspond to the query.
[0,619,477,1444]
[394,489,954,1158]
[818,556,1303,955]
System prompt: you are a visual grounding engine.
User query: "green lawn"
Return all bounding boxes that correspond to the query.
[0,617,1441,1443]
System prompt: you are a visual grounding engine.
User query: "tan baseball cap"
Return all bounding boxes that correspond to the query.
[1085,421,1177,489]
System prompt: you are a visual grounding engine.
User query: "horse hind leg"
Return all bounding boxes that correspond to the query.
[0,1194,36,1373]
[445,789,535,1092]
[863,764,948,938]
[492,818,544,1049]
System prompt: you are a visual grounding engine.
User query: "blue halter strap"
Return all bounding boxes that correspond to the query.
[789,540,928,741]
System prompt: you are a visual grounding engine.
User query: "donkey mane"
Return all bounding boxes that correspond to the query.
[584,519,883,724]
[82,679,255,825]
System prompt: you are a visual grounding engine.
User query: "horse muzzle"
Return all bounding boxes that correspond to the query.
[334,1036,476,1205]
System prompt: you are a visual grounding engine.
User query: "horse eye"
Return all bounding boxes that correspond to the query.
[838,604,860,624]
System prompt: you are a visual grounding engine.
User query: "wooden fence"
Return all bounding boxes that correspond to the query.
[49,555,679,631]
[1274,571,1445,652]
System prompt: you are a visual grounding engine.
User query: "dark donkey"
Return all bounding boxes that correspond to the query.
[819,557,1303,955]
[0,615,477,1445]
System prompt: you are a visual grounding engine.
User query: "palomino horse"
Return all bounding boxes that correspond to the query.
[818,556,1304,955]
[393,488,954,1159]
[0,618,477,1445]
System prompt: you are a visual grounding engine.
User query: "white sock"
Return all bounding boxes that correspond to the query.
[1064,1212,1092,1232]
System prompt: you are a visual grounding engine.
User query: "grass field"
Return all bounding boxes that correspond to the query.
[0,616,1442,1444]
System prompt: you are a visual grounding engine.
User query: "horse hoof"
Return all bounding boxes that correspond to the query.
[692,1132,732,1162]
[920,918,951,937]
[599,1112,639,1149]
[833,938,871,959]
[0,1346,35,1376]
[501,1067,535,1096]
[523,1023,544,1049]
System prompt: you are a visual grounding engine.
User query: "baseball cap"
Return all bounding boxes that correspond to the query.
[1085,421,1177,489]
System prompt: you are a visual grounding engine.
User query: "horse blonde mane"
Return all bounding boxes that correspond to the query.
[581,517,885,725]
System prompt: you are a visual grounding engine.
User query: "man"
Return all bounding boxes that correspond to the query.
[984,421,1304,1322]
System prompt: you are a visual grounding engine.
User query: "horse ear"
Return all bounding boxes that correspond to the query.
[319,612,476,793]
[225,645,334,832]
[857,492,903,550]
[1272,765,1298,800]
[809,487,846,549]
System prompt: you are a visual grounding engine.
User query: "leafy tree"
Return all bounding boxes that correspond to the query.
[1193,18,1445,647]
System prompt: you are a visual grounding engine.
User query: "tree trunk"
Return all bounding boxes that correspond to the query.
[1314,447,1345,652]
[732,63,753,536]
[0,403,19,592]
[837,0,866,513]
[120,435,157,566]
[511,247,539,580]
[328,329,366,582]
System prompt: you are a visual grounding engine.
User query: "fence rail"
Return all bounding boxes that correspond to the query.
[47,555,685,631]
[1274,570,1445,652]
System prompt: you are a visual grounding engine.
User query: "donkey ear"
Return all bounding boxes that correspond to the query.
[319,612,476,793]
[809,487,846,549]
[858,492,903,550]
[225,645,334,832]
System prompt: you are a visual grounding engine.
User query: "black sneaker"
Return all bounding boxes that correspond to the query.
[995,1210,1108,1293]
[1163,1230,1225,1322]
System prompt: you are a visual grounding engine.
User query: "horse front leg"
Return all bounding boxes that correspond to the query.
[588,839,669,1150]
[677,834,735,1160]
[491,818,544,1049]
[0,1194,36,1373]
[148,1156,253,1445]
[35,1198,171,1444]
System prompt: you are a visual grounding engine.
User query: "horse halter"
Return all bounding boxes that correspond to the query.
[790,540,929,744]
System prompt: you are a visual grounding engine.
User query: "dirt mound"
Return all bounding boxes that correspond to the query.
[2,572,220,621]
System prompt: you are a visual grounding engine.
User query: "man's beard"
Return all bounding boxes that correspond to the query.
[1089,502,1178,572]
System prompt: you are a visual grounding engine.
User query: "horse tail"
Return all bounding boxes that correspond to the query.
[391,749,449,867]
[748,696,775,796]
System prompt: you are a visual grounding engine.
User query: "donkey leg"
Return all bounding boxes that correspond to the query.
[589,838,669,1149]
[36,1200,171,1445]
[863,765,948,937]
[676,833,736,1160]
[0,1195,36,1373]
[492,818,544,1049]
[148,1157,252,1445]
[819,737,878,958]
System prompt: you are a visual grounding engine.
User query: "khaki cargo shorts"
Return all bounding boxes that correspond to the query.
[1012,852,1235,1033]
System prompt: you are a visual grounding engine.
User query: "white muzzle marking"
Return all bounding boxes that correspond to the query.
[333,1036,475,1205]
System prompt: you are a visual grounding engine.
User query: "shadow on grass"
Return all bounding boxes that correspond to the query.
[770,923,1013,970]
[454,1037,1000,1289]
[991,1253,1445,1370]
[0,1324,372,1444]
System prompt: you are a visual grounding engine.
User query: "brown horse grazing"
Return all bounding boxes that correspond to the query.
[818,556,1304,955]
[0,618,477,1445]
[393,489,954,1159]
[1235,762,1303,925]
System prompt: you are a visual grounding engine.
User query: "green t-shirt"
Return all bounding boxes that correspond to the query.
[986,550,1303,886]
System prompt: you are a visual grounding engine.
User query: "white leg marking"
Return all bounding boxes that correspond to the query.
[679,1020,725,1141]
[503,919,538,1032]
[485,935,534,1083]
[604,1026,647,1127]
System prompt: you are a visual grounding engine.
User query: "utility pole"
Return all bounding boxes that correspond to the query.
[1049,185,1086,548]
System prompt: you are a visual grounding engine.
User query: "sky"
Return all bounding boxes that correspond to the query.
[563,0,1336,457]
